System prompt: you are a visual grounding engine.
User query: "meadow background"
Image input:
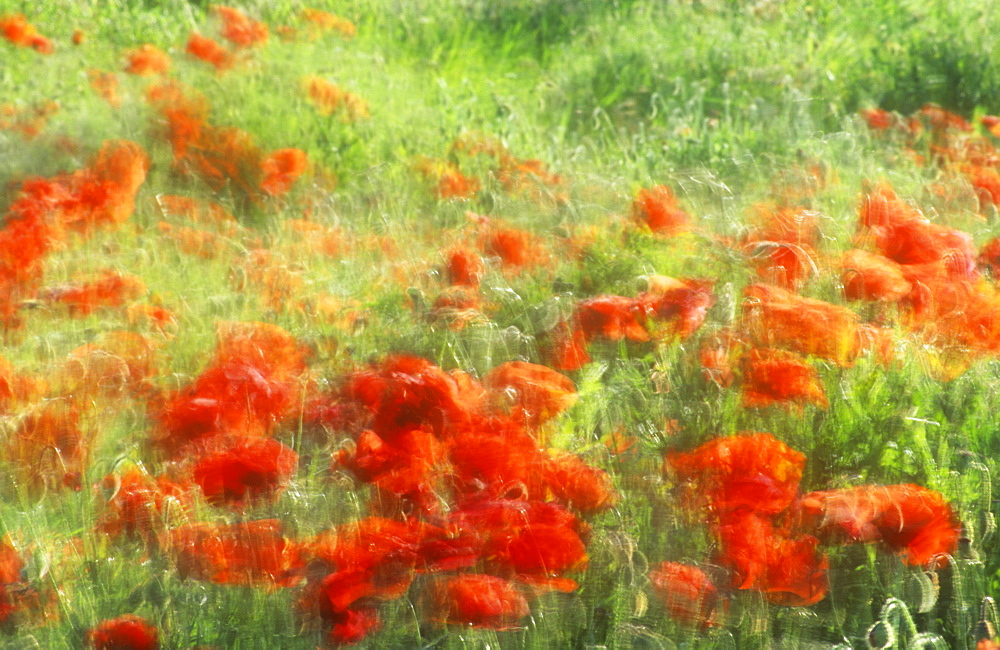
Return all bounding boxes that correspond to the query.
[1,0,1000,647]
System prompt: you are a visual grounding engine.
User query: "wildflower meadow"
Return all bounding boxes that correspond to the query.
[1,0,1000,647]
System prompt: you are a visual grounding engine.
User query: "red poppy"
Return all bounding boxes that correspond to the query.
[163,520,303,588]
[665,432,806,516]
[859,183,976,277]
[543,451,618,515]
[44,270,146,316]
[481,226,545,272]
[96,469,191,540]
[576,295,649,342]
[192,437,298,507]
[648,561,725,628]
[124,44,171,75]
[742,283,860,366]
[186,32,234,70]
[448,425,546,501]
[483,361,576,429]
[443,246,484,287]
[979,238,1000,277]
[632,185,691,235]
[436,166,481,200]
[920,104,972,133]
[716,511,828,606]
[340,354,477,440]
[260,148,308,196]
[797,484,961,569]
[336,428,445,514]
[325,606,381,645]
[841,249,912,302]
[860,107,894,131]
[427,574,529,629]
[548,322,590,371]
[740,348,828,410]
[636,276,716,339]
[214,6,269,48]
[0,14,53,53]
[86,615,158,650]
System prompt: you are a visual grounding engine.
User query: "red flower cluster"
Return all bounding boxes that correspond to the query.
[663,433,961,612]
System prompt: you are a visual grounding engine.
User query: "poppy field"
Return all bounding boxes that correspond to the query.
[3,0,1000,647]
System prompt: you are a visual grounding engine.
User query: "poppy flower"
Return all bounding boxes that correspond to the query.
[648,561,725,628]
[260,148,308,196]
[6,400,88,491]
[340,354,477,440]
[163,519,303,588]
[576,295,649,342]
[742,283,860,366]
[192,437,298,507]
[336,428,445,514]
[548,322,590,371]
[44,269,146,316]
[96,469,191,540]
[302,9,356,38]
[443,246,484,287]
[860,107,895,131]
[665,432,806,516]
[186,32,234,70]
[920,104,972,133]
[481,225,545,272]
[980,238,1000,277]
[435,166,480,200]
[797,484,961,568]
[0,14,53,53]
[303,76,369,121]
[427,574,529,629]
[72,29,85,45]
[86,615,159,650]
[448,425,546,501]
[740,348,828,410]
[88,70,121,108]
[325,606,381,645]
[214,6,269,48]
[841,249,912,302]
[123,44,171,75]
[632,185,691,235]
[543,451,618,515]
[859,183,977,277]
[716,511,828,607]
[483,361,576,429]
[636,276,716,339]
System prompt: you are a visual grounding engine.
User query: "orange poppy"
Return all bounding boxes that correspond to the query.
[72,29,85,46]
[841,249,912,302]
[547,322,591,371]
[632,185,691,235]
[481,225,546,272]
[186,32,234,70]
[302,9,356,38]
[95,469,191,541]
[126,303,177,330]
[214,6,268,48]
[665,432,806,516]
[741,283,860,366]
[797,484,961,569]
[6,400,88,491]
[740,348,828,410]
[192,437,298,508]
[86,615,159,650]
[648,561,725,628]
[0,14,53,53]
[483,361,576,429]
[123,44,171,75]
[426,574,529,629]
[88,70,121,108]
[260,148,308,196]
[163,519,303,588]
[859,183,976,277]
[543,451,618,515]
[980,237,1000,277]
[303,76,369,121]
